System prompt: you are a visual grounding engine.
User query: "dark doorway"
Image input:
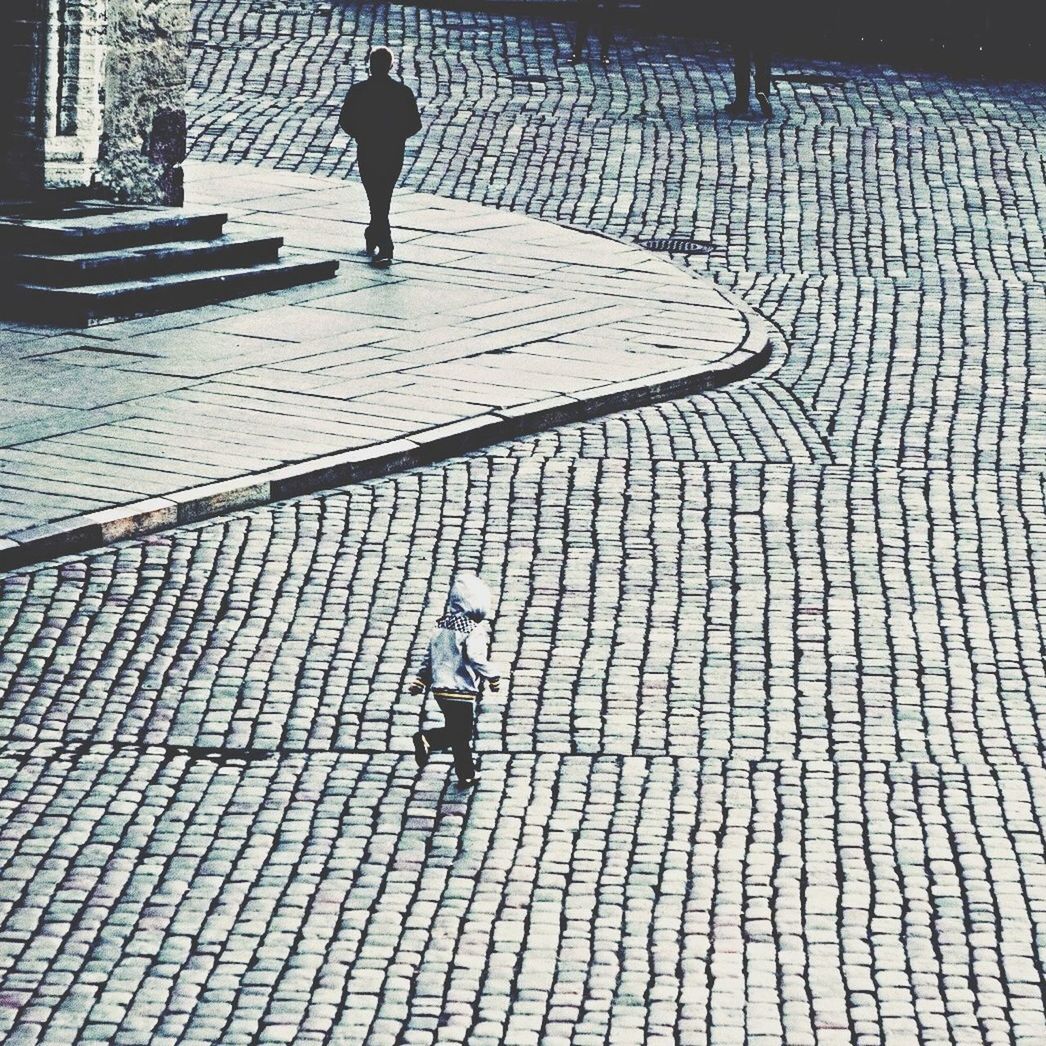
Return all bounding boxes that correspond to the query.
[1,1,47,195]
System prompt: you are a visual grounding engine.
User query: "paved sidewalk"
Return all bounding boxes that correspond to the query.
[0,161,768,570]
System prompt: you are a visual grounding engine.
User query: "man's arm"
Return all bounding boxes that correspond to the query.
[338,88,358,137]
[403,88,422,139]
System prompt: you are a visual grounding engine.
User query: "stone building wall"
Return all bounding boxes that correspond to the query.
[0,0,189,205]
[100,0,190,204]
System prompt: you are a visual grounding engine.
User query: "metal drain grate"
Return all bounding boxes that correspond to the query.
[639,237,714,254]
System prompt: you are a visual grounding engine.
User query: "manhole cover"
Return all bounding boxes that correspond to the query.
[639,237,714,254]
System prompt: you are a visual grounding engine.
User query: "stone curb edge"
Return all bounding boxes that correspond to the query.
[0,328,771,574]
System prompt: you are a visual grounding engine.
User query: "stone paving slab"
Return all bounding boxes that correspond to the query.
[0,161,769,572]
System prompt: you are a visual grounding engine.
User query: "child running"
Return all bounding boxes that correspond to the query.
[409,572,503,787]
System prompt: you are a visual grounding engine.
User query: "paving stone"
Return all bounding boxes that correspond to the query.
[0,1,1042,1044]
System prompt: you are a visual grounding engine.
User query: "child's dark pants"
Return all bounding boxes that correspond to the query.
[424,694,476,781]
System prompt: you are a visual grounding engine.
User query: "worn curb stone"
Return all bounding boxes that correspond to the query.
[0,329,770,572]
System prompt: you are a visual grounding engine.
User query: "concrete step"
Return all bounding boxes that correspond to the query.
[13,234,285,286]
[0,206,228,254]
[8,253,340,326]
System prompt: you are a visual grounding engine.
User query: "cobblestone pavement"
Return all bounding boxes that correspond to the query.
[0,2,1044,1044]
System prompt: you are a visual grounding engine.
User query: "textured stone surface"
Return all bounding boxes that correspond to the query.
[0,2,1042,1044]
[1,0,190,201]
[0,163,763,548]
[0,408,1044,1044]
[100,0,191,203]
[0,1,109,192]
[0,3,47,190]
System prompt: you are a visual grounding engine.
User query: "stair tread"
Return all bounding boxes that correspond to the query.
[15,234,285,265]
[0,206,227,235]
[15,254,338,297]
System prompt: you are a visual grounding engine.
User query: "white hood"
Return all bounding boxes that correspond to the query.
[446,572,494,621]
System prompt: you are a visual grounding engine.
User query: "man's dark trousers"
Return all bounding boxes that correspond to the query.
[358,146,403,255]
[423,695,477,782]
[734,39,771,105]
[339,71,421,260]
[574,0,619,56]
[732,3,772,106]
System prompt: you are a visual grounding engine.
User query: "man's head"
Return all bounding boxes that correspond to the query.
[369,47,394,76]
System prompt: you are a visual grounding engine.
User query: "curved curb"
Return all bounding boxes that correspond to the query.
[0,330,770,574]
[0,160,777,574]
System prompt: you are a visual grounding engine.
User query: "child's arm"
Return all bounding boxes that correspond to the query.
[465,625,503,692]
[408,648,432,695]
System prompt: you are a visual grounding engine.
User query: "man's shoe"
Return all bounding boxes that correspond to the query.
[756,91,772,118]
[722,99,749,117]
[412,732,430,769]
[456,774,479,788]
[372,251,393,269]
[569,50,584,63]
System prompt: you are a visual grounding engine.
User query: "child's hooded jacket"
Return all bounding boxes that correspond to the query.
[415,573,502,696]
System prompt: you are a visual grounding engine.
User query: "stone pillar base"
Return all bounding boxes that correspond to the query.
[98,1,190,206]
[2,1,189,207]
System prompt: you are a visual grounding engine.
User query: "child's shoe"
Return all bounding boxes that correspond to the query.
[412,732,430,769]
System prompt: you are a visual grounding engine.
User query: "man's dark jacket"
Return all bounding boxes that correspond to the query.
[339,75,422,157]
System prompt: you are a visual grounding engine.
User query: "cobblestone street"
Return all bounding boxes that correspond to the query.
[0,2,1044,1044]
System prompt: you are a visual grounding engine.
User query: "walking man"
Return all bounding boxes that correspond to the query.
[338,47,422,267]
[722,4,774,118]
[571,0,619,64]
